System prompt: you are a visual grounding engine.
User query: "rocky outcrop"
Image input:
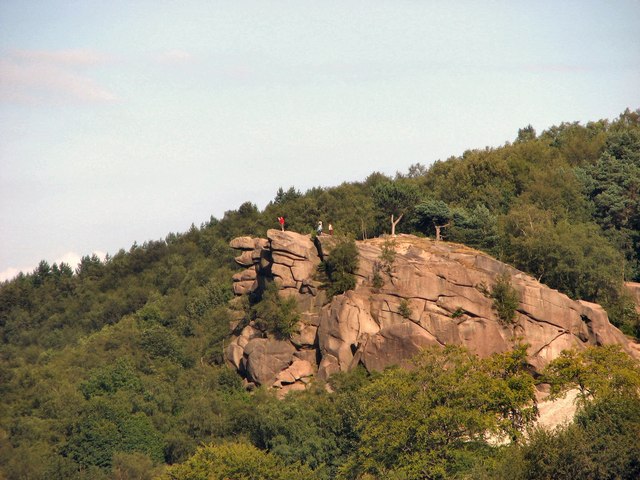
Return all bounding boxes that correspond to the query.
[227,231,639,391]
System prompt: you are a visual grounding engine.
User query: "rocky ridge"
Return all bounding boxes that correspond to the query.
[226,230,639,393]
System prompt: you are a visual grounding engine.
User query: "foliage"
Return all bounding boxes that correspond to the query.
[481,395,640,480]
[1,109,639,478]
[491,272,520,324]
[159,441,316,480]
[339,346,536,480]
[237,388,342,474]
[318,236,359,298]
[371,264,384,289]
[379,238,397,272]
[398,299,412,319]
[63,397,164,469]
[372,180,420,235]
[542,345,640,404]
[251,282,300,340]
[500,207,625,312]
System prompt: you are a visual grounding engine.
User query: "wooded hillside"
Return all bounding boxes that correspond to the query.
[1,109,639,479]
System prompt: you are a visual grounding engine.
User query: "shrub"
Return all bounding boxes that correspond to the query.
[252,282,300,340]
[491,272,519,324]
[398,299,412,319]
[371,263,385,290]
[319,236,359,298]
[379,239,397,274]
[159,441,315,480]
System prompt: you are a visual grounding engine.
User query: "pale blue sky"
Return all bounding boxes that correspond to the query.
[1,1,639,280]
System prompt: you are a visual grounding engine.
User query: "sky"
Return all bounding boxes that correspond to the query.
[1,1,639,281]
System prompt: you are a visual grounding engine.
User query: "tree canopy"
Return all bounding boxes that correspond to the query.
[1,109,639,479]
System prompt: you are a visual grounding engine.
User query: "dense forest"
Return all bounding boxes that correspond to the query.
[1,109,639,479]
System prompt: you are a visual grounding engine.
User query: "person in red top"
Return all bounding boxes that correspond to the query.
[278,216,285,231]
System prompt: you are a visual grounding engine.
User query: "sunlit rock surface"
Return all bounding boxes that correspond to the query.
[227,231,639,391]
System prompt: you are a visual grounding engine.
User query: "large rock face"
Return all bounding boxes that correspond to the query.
[227,231,639,391]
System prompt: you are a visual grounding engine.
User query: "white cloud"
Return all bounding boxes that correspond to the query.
[11,48,112,66]
[0,49,117,105]
[0,266,31,282]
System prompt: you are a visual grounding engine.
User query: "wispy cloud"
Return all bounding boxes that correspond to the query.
[154,49,193,65]
[0,48,117,105]
[11,48,112,66]
[524,63,591,74]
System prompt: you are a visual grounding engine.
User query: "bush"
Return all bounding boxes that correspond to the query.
[252,282,300,340]
[491,272,520,324]
[159,441,315,480]
[319,236,359,298]
[398,299,412,319]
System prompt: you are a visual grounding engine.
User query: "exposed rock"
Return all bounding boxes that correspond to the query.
[290,324,318,348]
[234,250,255,267]
[232,280,256,296]
[230,236,255,250]
[227,232,639,394]
[535,388,579,430]
[268,229,319,261]
[357,322,441,372]
[232,268,257,282]
[243,338,296,386]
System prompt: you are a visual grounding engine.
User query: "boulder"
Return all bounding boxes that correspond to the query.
[232,268,257,282]
[267,229,319,261]
[244,338,296,386]
[230,236,255,250]
[234,250,255,267]
[291,324,318,347]
[233,280,256,295]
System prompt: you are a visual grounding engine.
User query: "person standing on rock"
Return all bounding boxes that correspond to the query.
[278,216,285,231]
[317,220,323,236]
[328,223,333,235]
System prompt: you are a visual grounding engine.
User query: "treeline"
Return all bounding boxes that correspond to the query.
[0,109,639,478]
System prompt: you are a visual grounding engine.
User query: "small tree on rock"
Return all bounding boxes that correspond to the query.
[372,181,419,236]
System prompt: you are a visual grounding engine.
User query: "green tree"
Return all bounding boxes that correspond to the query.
[581,128,640,280]
[251,282,300,339]
[339,346,536,480]
[542,345,640,404]
[64,397,164,469]
[318,236,359,298]
[159,441,315,480]
[372,181,419,236]
[483,395,640,480]
[413,199,452,240]
[500,206,623,305]
[491,272,520,324]
[238,388,341,473]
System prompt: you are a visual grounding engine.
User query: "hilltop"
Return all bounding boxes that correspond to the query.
[1,109,639,479]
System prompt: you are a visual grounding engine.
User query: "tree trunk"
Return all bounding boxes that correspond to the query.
[391,213,403,236]
[434,222,451,241]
